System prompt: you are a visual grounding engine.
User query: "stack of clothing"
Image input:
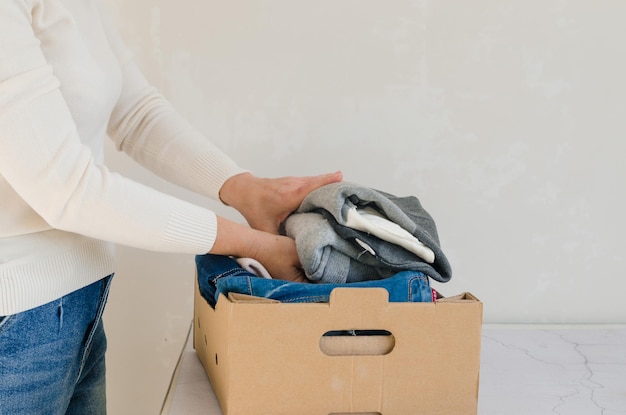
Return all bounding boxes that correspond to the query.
[282,182,451,284]
[197,182,451,308]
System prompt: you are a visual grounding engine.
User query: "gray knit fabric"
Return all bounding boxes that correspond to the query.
[282,182,452,284]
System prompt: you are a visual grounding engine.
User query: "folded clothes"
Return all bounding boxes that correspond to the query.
[196,254,434,309]
[282,182,452,284]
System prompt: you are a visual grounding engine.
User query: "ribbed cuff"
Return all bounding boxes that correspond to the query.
[190,152,248,201]
[161,204,218,254]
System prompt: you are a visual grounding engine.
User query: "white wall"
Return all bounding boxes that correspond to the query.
[102,1,626,413]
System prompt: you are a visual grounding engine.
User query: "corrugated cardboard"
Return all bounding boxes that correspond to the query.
[193,278,482,415]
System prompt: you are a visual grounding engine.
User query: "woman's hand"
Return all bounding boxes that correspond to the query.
[253,233,308,282]
[213,170,341,280]
[210,216,308,282]
[219,171,343,234]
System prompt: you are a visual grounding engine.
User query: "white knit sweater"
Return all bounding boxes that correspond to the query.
[0,0,247,315]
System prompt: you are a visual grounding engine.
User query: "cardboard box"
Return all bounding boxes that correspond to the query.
[193,278,482,415]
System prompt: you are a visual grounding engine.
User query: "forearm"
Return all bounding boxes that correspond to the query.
[107,65,246,200]
[210,216,269,258]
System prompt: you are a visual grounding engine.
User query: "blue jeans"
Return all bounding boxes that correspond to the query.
[196,254,433,309]
[0,275,113,415]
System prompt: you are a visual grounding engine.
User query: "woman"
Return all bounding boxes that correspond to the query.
[0,0,342,413]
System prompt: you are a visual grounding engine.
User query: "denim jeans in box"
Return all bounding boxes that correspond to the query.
[195,254,433,309]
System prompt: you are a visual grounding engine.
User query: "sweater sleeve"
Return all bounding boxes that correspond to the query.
[0,0,220,254]
[100,7,248,201]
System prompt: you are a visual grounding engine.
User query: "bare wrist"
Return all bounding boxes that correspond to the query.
[210,216,260,258]
[219,172,256,208]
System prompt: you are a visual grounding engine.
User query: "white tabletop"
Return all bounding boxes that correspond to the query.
[162,324,626,415]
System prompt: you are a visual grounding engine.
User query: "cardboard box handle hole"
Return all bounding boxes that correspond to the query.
[320,330,395,356]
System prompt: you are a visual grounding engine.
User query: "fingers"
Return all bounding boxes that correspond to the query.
[301,171,343,194]
[291,270,310,283]
[278,268,309,283]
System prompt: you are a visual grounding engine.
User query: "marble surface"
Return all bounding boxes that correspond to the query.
[162,325,626,415]
[480,325,626,415]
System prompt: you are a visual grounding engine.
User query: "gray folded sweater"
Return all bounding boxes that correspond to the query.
[282,182,452,284]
